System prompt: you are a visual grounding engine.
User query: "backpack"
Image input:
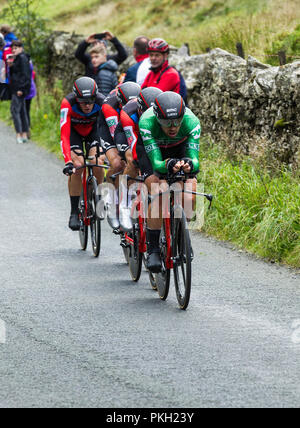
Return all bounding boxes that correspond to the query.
[156,65,188,105]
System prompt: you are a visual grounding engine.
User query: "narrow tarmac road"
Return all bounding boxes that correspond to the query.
[0,122,299,408]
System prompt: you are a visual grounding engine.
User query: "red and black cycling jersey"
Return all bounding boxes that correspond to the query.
[118,99,141,161]
[101,90,121,140]
[60,92,105,163]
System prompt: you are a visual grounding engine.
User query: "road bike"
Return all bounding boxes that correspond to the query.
[74,147,108,257]
[152,171,213,310]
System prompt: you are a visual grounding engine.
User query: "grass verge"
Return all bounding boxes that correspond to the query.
[199,140,300,268]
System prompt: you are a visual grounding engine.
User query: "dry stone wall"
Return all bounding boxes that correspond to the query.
[48,32,300,168]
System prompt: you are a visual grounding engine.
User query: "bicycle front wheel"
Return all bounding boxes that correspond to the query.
[173,207,192,310]
[79,189,88,251]
[128,220,142,282]
[155,222,170,300]
[88,177,101,257]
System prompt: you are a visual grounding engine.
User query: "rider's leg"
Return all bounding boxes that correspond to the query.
[88,145,105,185]
[104,148,124,230]
[118,149,140,232]
[68,150,85,230]
[183,177,197,221]
[144,175,169,273]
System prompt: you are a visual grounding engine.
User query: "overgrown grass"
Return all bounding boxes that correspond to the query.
[0,78,63,158]
[34,0,300,64]
[200,140,300,268]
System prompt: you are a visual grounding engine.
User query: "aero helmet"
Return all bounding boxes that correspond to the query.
[153,91,186,127]
[117,82,141,107]
[73,77,98,103]
[137,87,163,114]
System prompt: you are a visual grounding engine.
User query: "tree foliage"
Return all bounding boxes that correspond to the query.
[0,0,50,70]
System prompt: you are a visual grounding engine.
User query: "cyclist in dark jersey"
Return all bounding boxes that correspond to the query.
[100,82,141,230]
[61,77,106,231]
[113,86,163,231]
[139,91,201,273]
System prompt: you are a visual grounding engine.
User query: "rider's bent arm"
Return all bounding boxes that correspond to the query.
[184,117,201,173]
[140,131,168,174]
[60,98,72,164]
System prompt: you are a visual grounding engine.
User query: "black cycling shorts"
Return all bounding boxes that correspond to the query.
[114,123,130,161]
[136,142,188,179]
[99,121,116,154]
[70,123,101,155]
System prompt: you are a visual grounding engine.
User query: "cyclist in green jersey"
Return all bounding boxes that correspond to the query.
[139,91,201,273]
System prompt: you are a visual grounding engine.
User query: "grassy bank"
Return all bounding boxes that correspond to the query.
[200,141,300,268]
[0,79,63,158]
[38,0,300,64]
[0,83,299,269]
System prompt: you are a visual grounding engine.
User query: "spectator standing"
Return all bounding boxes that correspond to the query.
[141,38,180,93]
[124,36,151,86]
[0,33,5,78]
[8,40,31,144]
[75,30,128,96]
[0,24,18,46]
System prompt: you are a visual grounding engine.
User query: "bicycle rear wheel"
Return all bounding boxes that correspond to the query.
[79,189,88,251]
[88,177,101,257]
[155,222,170,300]
[173,207,192,310]
[128,220,142,282]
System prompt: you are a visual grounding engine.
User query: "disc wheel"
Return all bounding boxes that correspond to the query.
[88,177,101,257]
[173,207,192,310]
[155,222,170,300]
[128,220,142,282]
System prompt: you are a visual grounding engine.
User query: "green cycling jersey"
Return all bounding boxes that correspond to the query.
[139,107,201,174]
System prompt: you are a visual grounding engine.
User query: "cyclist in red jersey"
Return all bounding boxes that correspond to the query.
[100,82,141,231]
[61,77,106,231]
[113,87,163,231]
[141,38,180,93]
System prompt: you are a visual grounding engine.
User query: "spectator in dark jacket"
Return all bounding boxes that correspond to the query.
[8,40,31,144]
[86,43,118,96]
[75,30,127,95]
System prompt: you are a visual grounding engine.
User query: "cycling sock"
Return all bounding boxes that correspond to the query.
[146,228,161,253]
[70,196,80,214]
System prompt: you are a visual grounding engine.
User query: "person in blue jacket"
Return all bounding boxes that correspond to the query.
[0,24,18,46]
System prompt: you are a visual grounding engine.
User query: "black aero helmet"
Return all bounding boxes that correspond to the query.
[137,87,163,114]
[73,76,98,103]
[117,82,141,107]
[153,91,186,127]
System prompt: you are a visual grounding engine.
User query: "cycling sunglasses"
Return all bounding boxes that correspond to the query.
[76,97,96,105]
[157,117,183,128]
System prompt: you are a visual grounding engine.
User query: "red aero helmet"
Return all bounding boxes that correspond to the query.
[148,38,169,53]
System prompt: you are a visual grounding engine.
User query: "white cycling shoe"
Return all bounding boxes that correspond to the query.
[119,207,133,233]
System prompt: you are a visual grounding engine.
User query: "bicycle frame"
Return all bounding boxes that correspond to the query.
[74,148,108,227]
